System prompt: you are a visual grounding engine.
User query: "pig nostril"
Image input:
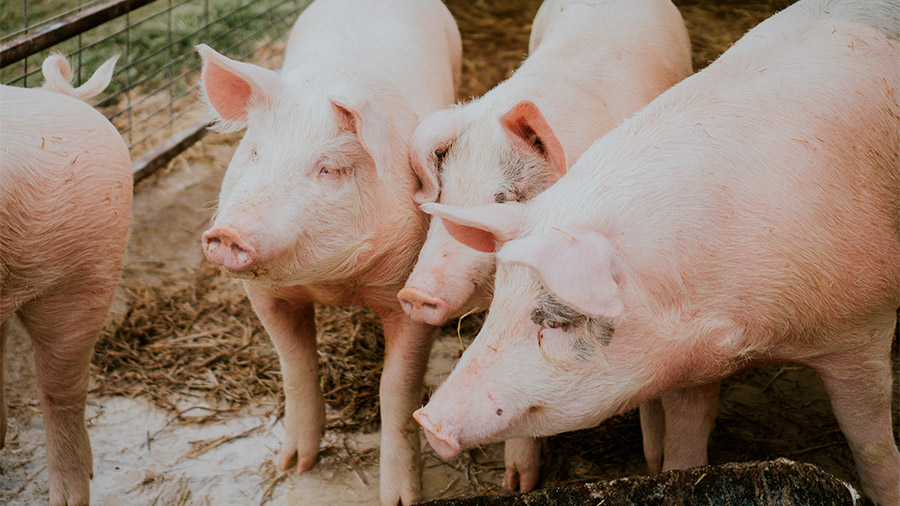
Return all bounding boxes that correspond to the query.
[207,237,221,248]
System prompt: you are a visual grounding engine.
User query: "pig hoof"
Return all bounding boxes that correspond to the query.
[277,443,318,473]
[297,455,317,474]
[49,481,90,506]
[504,467,540,492]
[380,485,421,506]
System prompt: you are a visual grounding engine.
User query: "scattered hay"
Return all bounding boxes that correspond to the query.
[444,0,542,100]
[93,258,484,433]
[92,260,390,433]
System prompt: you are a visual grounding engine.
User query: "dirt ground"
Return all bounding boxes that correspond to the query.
[2,1,898,505]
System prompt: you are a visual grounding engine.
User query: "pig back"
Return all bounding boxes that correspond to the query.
[0,85,132,316]
[281,0,460,113]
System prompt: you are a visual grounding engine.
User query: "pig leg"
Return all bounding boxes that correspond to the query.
[246,285,324,474]
[659,381,720,472]
[809,321,900,506]
[639,398,665,474]
[1,318,7,448]
[378,309,436,506]
[504,436,543,491]
[18,290,107,506]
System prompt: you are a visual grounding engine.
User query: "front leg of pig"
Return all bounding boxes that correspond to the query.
[808,319,900,506]
[245,285,325,474]
[377,309,437,506]
[18,289,110,506]
[639,398,666,474]
[660,382,720,472]
[504,436,543,491]
[639,383,719,475]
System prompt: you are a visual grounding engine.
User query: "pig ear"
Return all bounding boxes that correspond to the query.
[421,202,527,253]
[411,109,460,204]
[498,230,623,319]
[499,100,567,185]
[197,44,281,129]
[330,96,392,179]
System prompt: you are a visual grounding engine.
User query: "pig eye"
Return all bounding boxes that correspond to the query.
[540,319,568,331]
[318,166,341,178]
[494,190,518,203]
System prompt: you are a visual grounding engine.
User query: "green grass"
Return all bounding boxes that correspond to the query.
[1,0,307,152]
[2,0,305,89]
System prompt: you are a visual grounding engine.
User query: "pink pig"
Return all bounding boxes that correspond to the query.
[400,0,691,330]
[397,0,691,490]
[414,0,900,505]
[197,0,461,503]
[1,55,131,506]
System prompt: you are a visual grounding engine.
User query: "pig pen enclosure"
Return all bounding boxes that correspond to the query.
[1,0,898,504]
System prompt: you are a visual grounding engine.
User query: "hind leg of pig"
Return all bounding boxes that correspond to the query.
[246,287,324,474]
[660,381,720,472]
[18,292,109,506]
[640,398,665,474]
[503,436,543,491]
[378,310,436,506]
[809,320,900,506]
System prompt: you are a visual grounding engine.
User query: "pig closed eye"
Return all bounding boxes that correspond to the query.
[494,190,518,203]
[540,319,568,331]
[318,166,343,178]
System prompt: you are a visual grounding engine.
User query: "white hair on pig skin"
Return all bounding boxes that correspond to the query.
[196,0,461,504]
[400,3,693,488]
[415,1,900,505]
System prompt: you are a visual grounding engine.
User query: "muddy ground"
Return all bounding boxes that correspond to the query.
[2,1,898,505]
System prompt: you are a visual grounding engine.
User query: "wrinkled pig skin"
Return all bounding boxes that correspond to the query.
[398,0,692,490]
[197,0,461,504]
[415,1,900,505]
[1,55,132,506]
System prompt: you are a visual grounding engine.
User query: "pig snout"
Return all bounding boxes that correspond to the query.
[397,282,449,326]
[413,408,461,460]
[202,227,257,271]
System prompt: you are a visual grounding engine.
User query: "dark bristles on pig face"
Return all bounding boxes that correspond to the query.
[493,146,554,203]
[530,291,615,348]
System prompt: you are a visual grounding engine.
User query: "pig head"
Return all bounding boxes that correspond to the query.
[411,202,650,459]
[198,45,421,285]
[398,102,566,325]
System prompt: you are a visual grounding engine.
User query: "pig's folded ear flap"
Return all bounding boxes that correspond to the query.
[411,109,460,204]
[499,100,567,185]
[421,202,527,253]
[197,44,281,131]
[329,96,392,179]
[498,231,623,319]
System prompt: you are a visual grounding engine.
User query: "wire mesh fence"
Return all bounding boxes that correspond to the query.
[1,0,309,179]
